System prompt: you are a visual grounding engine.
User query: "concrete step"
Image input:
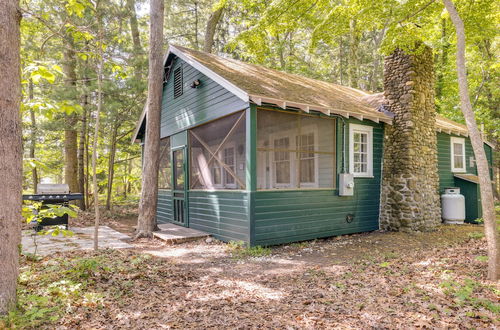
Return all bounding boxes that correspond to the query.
[153,223,209,244]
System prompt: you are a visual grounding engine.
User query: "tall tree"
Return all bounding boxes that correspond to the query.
[204,4,224,53]
[442,0,498,281]
[62,40,79,194]
[92,0,104,250]
[135,0,164,238]
[28,80,38,193]
[0,0,22,315]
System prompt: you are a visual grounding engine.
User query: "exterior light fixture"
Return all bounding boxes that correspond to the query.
[190,79,201,88]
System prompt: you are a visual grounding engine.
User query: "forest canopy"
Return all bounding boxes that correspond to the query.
[20,0,499,205]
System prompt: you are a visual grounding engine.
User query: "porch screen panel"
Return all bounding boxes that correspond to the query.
[189,111,246,190]
[158,137,171,189]
[257,109,336,190]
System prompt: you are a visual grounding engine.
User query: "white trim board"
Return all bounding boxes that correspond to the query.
[169,45,250,103]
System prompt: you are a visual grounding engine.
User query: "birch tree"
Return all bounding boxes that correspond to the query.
[442,0,498,281]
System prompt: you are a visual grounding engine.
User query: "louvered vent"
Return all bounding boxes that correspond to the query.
[173,66,183,98]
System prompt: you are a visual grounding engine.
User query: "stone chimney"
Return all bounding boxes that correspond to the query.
[379,46,441,231]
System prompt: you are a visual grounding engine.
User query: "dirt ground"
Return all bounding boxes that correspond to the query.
[6,217,499,329]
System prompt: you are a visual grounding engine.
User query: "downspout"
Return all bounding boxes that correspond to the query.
[330,114,347,173]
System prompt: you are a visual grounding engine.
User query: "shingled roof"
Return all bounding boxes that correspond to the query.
[361,92,469,137]
[170,45,391,124]
[133,45,486,144]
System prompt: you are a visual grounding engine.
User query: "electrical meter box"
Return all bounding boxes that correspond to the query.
[339,173,354,196]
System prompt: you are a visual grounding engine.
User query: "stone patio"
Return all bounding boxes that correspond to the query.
[22,226,133,256]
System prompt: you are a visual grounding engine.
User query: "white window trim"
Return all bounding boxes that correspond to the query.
[295,127,319,188]
[269,128,319,189]
[349,124,373,178]
[222,144,237,189]
[450,137,466,173]
[270,132,293,189]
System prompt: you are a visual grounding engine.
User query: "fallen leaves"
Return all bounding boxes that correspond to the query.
[5,225,500,329]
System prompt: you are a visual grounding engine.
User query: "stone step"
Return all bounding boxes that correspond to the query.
[153,223,209,244]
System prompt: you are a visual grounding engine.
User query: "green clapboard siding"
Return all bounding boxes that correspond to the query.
[437,132,494,221]
[437,132,493,192]
[188,191,250,243]
[253,119,383,246]
[157,190,173,224]
[160,58,248,138]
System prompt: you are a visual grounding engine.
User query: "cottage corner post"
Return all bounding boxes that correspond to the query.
[0,0,22,315]
[246,105,257,246]
[379,45,441,231]
[135,0,164,238]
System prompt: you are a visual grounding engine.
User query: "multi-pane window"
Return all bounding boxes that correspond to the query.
[451,137,466,172]
[257,109,336,190]
[223,146,236,187]
[349,124,373,177]
[158,137,171,189]
[273,137,291,186]
[297,133,315,184]
[190,111,246,190]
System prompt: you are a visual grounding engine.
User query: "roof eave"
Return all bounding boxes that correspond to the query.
[249,94,392,124]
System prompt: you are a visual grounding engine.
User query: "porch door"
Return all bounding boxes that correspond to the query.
[172,147,188,226]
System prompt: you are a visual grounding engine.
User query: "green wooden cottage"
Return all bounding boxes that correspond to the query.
[133,45,494,246]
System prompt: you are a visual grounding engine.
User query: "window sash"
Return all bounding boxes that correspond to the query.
[450,137,466,172]
[349,124,373,177]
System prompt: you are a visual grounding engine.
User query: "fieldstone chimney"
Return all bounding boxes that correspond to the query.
[379,46,441,231]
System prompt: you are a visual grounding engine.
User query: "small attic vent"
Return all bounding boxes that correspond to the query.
[173,66,183,98]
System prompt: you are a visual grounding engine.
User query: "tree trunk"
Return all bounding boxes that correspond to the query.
[127,0,142,54]
[93,1,104,250]
[106,122,118,210]
[127,0,143,83]
[348,19,360,88]
[78,88,88,210]
[0,0,21,315]
[135,0,164,238]
[29,80,38,193]
[63,44,79,194]
[203,6,224,53]
[443,0,499,281]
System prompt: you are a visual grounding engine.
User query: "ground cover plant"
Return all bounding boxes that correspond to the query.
[2,224,499,329]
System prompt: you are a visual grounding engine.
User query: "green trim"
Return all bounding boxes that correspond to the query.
[247,105,257,245]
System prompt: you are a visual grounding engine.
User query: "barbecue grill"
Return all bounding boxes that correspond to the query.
[22,184,83,231]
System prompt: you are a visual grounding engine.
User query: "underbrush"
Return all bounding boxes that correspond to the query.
[0,250,149,329]
[227,241,271,258]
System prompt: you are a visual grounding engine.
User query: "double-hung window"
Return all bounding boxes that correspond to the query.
[257,109,334,190]
[273,136,292,187]
[349,124,373,177]
[450,137,466,172]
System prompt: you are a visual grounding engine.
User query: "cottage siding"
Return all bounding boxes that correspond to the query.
[436,132,493,192]
[253,119,383,246]
[156,57,250,239]
[157,190,173,224]
[188,191,250,242]
[160,58,248,138]
[436,132,494,222]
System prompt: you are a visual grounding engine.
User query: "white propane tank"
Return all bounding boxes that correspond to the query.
[441,187,465,224]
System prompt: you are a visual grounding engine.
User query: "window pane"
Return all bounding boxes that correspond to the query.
[189,111,246,190]
[173,149,184,190]
[453,142,463,156]
[352,131,369,174]
[454,155,463,169]
[158,137,171,189]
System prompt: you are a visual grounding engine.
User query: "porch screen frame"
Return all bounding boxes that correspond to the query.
[256,107,336,190]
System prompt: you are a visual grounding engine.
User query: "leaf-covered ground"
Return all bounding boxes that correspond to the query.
[3,225,499,329]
